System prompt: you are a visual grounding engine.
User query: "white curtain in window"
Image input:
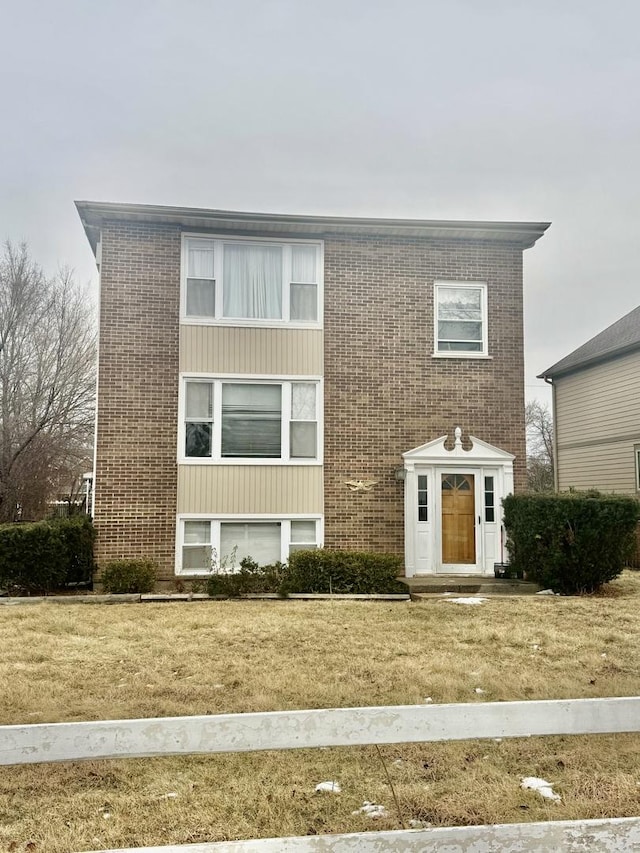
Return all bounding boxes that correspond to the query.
[291,245,317,282]
[223,244,283,319]
[290,520,316,543]
[187,240,215,278]
[292,384,316,420]
[220,522,281,566]
[186,280,215,317]
[186,382,213,419]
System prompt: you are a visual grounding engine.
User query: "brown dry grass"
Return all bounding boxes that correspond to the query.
[1,573,640,852]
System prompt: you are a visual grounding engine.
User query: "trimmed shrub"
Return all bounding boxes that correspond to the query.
[206,558,287,597]
[54,516,96,586]
[100,558,158,594]
[503,492,640,594]
[0,517,96,595]
[285,549,405,594]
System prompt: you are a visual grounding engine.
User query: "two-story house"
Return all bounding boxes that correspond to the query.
[540,304,640,495]
[77,202,549,585]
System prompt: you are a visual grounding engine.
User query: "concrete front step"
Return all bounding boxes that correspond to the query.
[399,577,540,597]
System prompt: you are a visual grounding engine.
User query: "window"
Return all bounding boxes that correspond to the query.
[434,282,487,356]
[417,474,428,522]
[177,517,322,572]
[182,237,321,325]
[484,476,495,522]
[181,378,321,463]
[635,445,640,491]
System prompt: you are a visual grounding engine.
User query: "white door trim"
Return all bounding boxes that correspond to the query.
[402,428,515,577]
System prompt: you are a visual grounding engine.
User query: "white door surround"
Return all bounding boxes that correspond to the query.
[402,427,515,577]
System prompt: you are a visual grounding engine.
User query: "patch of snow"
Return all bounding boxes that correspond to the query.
[440,592,454,596]
[601,653,607,658]
[155,792,178,800]
[315,781,341,793]
[530,644,541,650]
[392,758,404,767]
[447,597,489,605]
[352,801,388,819]
[536,589,557,596]
[521,777,561,801]
[494,738,503,743]
[423,697,433,704]
[409,819,432,828]
[474,687,486,694]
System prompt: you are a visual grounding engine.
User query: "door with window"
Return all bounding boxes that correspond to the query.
[441,473,476,565]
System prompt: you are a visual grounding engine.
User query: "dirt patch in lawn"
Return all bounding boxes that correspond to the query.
[1,572,640,851]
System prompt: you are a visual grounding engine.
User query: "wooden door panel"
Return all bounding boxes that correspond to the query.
[442,474,475,564]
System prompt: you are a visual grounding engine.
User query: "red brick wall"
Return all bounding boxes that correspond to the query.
[322,235,526,556]
[94,221,180,580]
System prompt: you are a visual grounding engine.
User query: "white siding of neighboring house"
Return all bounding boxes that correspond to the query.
[554,349,640,494]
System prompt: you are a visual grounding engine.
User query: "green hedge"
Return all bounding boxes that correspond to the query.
[503,492,640,594]
[286,549,405,594]
[205,549,405,597]
[0,516,95,595]
[206,558,287,597]
[100,558,158,594]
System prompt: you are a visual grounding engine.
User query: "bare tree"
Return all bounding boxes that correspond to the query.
[0,243,96,521]
[525,399,554,492]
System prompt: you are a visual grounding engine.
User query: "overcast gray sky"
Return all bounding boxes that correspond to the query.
[2,0,639,406]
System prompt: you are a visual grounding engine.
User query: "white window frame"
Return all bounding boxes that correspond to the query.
[181,233,324,329]
[635,444,640,492]
[433,281,489,359]
[179,374,323,465]
[176,514,324,575]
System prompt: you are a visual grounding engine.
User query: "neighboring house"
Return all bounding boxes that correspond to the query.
[76,202,549,584]
[539,304,640,495]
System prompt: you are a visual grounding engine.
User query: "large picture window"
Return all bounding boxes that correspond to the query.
[182,236,322,325]
[181,377,321,463]
[177,517,322,573]
[434,282,487,356]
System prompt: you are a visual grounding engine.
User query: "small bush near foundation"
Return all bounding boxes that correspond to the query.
[285,549,405,594]
[0,516,95,594]
[206,559,287,597]
[100,558,158,594]
[503,492,640,594]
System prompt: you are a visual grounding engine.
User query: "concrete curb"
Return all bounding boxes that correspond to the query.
[0,592,410,605]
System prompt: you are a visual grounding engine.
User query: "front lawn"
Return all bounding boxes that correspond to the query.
[1,573,640,851]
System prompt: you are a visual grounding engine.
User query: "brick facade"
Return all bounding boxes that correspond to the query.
[323,235,526,557]
[89,208,532,582]
[94,221,181,575]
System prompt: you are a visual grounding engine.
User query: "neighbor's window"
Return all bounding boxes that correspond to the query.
[178,518,320,572]
[183,237,321,324]
[434,282,487,356]
[182,378,320,462]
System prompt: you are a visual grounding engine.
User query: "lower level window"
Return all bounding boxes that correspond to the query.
[178,517,321,572]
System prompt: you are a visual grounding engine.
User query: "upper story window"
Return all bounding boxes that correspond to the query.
[180,377,322,464]
[182,236,322,326]
[434,282,488,357]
